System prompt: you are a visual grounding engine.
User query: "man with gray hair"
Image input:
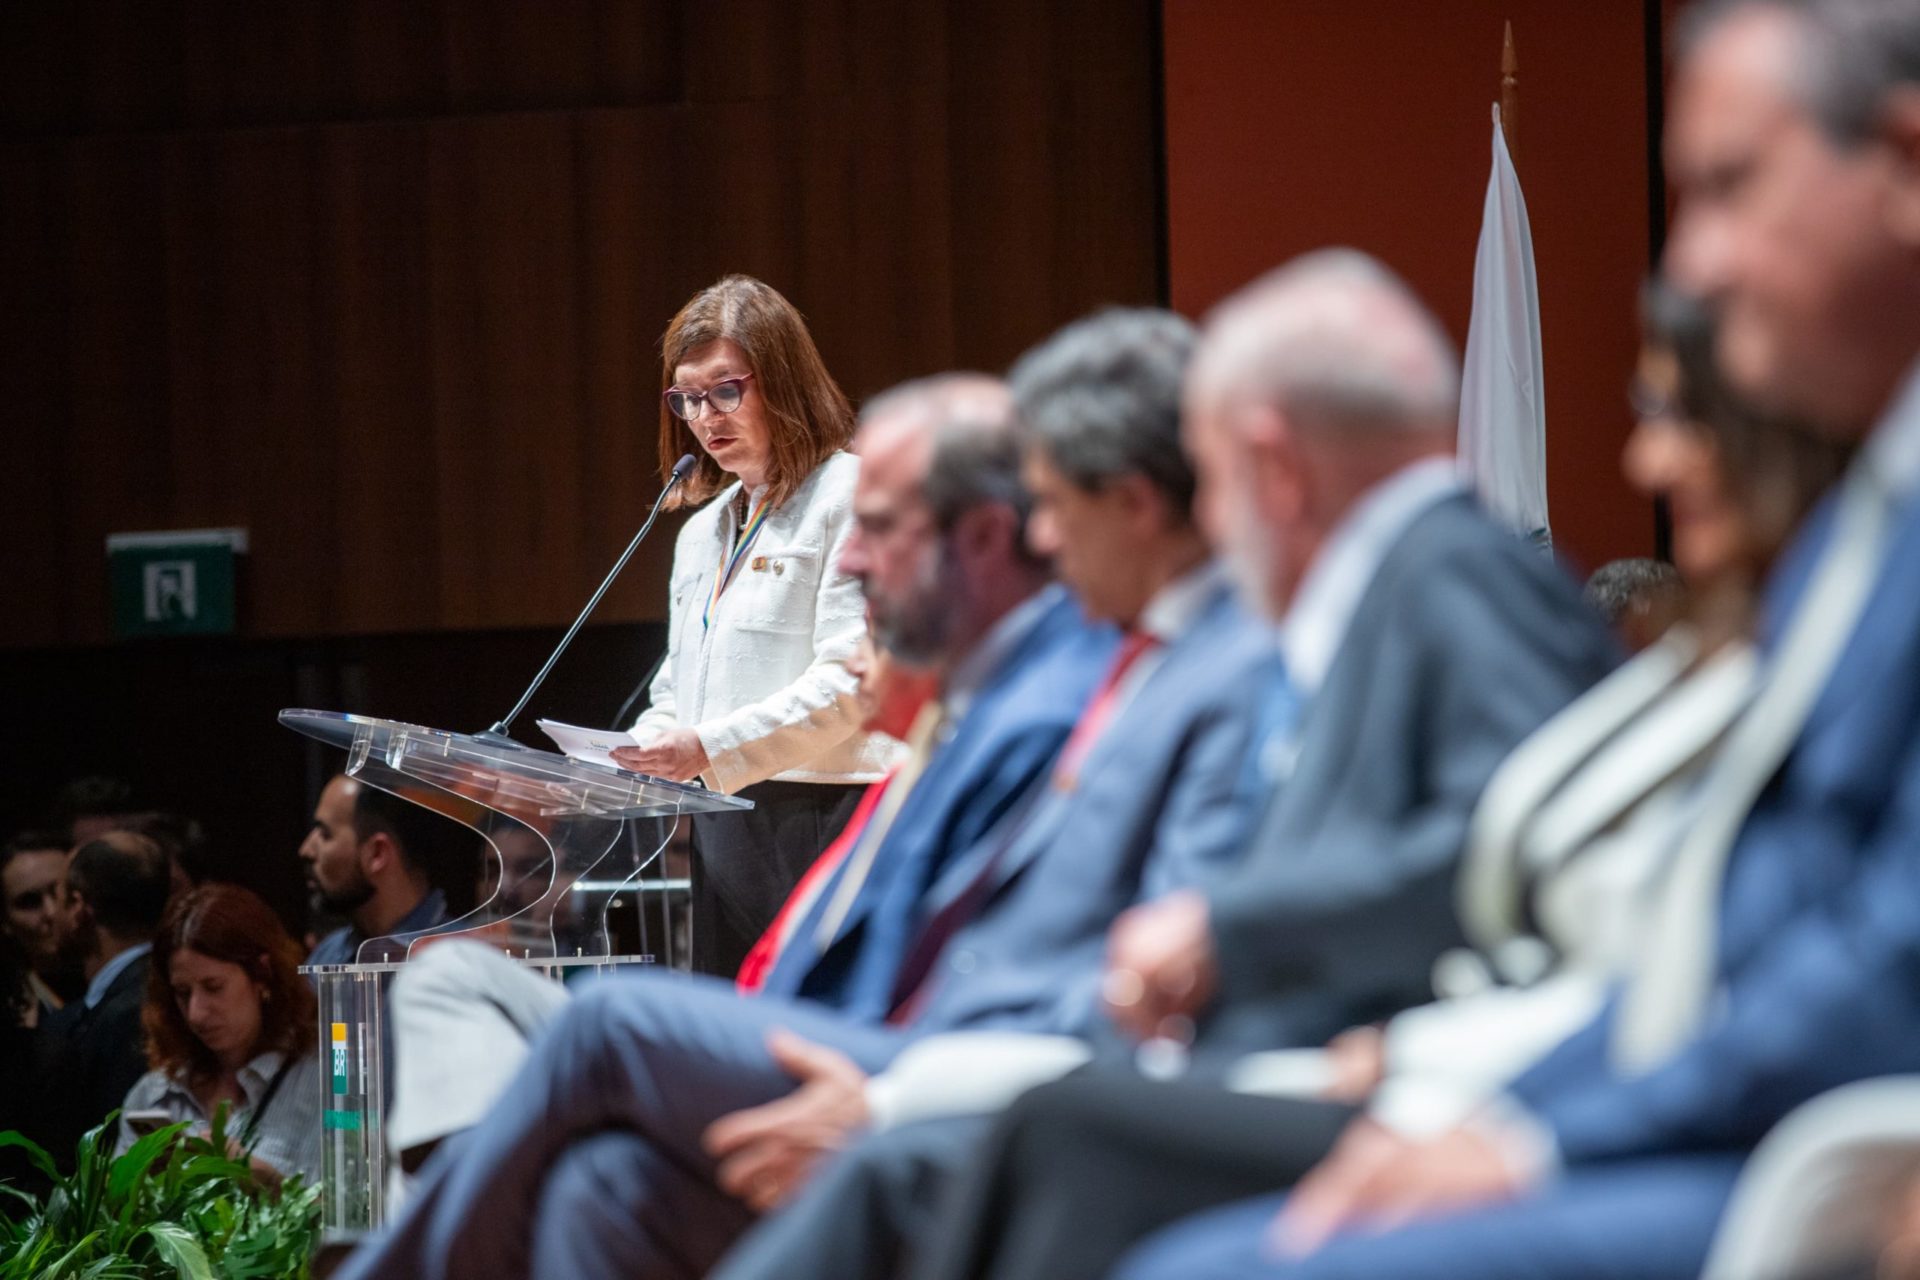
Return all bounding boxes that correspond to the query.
[1097,248,1614,1056]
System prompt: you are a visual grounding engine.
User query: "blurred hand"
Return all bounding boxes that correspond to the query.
[1321,1026,1387,1102]
[703,1030,871,1212]
[1271,1117,1537,1259]
[1103,890,1217,1042]
[611,729,710,782]
[1879,1174,1920,1280]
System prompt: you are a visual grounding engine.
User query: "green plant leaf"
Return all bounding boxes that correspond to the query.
[106,1122,191,1206]
[0,1178,40,1215]
[0,1129,60,1183]
[37,1229,108,1276]
[147,1220,215,1280]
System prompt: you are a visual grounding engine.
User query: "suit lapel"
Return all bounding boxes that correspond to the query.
[812,591,1082,948]
[1273,496,1472,826]
[930,582,1238,907]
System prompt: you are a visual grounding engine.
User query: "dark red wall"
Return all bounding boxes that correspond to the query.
[1162,0,1660,570]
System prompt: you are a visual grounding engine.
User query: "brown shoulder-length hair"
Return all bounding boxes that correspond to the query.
[144,884,316,1083]
[657,274,855,510]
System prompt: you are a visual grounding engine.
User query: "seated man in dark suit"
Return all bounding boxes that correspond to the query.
[929,3,1920,1278]
[338,310,1296,1280]
[40,829,172,1164]
[709,251,1620,1280]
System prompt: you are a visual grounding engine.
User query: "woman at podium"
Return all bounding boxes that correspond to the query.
[612,275,902,977]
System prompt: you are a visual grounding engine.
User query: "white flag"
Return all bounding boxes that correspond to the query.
[1459,105,1549,549]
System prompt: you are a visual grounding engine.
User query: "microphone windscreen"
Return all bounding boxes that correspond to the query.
[671,453,698,481]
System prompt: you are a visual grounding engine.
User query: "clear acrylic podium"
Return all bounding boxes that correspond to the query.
[281,709,751,1232]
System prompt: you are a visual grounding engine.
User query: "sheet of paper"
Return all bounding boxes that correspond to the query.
[536,718,641,771]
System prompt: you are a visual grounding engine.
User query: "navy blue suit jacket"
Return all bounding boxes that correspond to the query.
[760,588,1116,1016]
[1511,484,1920,1164]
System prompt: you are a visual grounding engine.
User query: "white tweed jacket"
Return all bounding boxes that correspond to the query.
[631,451,903,794]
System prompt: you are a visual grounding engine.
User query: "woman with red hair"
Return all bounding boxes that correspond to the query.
[116,883,320,1186]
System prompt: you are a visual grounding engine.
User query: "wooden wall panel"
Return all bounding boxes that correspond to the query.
[61,137,175,634]
[317,122,442,634]
[3,0,1161,648]
[572,110,681,624]
[424,114,588,631]
[0,142,73,647]
[947,0,1161,376]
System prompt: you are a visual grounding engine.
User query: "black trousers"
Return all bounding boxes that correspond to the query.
[912,1068,1357,1280]
[687,779,864,978]
[711,1114,992,1280]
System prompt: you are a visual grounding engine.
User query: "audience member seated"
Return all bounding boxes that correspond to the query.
[117,883,321,1189]
[890,274,1848,1280]
[0,930,41,1177]
[40,831,172,1166]
[300,773,449,965]
[333,312,1295,1280]
[709,251,1619,1280]
[1584,557,1686,650]
[2,830,82,1013]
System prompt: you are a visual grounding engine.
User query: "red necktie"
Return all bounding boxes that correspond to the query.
[1048,630,1161,791]
[735,772,894,992]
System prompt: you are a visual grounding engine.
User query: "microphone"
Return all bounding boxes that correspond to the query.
[476,453,697,747]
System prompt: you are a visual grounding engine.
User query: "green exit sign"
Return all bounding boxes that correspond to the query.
[106,528,247,638]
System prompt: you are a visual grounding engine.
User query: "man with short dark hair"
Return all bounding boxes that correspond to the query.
[301,775,449,965]
[42,830,172,1161]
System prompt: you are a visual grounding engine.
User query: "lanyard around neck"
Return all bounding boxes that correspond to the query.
[703,495,773,632]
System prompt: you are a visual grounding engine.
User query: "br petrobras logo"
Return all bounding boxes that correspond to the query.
[331,1022,349,1094]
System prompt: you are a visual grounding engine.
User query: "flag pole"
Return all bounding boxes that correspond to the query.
[1500,19,1520,169]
